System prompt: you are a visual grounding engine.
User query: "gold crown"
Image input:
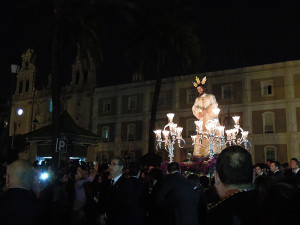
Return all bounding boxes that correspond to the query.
[192,76,207,87]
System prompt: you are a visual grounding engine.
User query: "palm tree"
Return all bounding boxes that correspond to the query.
[15,0,135,167]
[127,0,206,153]
[14,0,103,167]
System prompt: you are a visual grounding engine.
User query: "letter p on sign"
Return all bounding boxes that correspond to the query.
[56,138,68,153]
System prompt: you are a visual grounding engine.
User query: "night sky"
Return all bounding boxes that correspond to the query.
[1,0,300,101]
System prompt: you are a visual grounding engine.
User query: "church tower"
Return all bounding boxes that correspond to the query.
[10,49,36,136]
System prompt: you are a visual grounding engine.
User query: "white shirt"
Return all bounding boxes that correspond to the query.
[112,173,122,185]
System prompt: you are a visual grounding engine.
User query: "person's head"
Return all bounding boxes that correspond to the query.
[214,146,253,195]
[196,85,207,96]
[167,162,180,174]
[255,163,263,176]
[149,167,163,181]
[270,161,280,173]
[290,158,299,170]
[108,157,125,178]
[187,174,200,188]
[266,159,273,167]
[128,162,141,177]
[6,160,34,190]
[199,175,210,188]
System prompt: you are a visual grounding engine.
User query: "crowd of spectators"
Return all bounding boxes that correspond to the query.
[1,147,300,225]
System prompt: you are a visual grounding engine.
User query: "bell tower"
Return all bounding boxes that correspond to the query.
[15,49,36,95]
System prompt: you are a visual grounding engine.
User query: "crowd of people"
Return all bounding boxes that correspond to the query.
[1,146,300,225]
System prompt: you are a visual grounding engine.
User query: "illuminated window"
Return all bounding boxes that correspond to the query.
[261,80,273,96]
[262,112,275,133]
[264,146,277,161]
[222,85,232,100]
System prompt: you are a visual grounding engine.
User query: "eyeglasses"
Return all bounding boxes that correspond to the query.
[109,163,121,167]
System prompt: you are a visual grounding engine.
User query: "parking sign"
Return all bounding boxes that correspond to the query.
[56,138,68,153]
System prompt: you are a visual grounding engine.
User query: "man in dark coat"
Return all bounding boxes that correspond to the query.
[284,158,300,186]
[99,157,127,225]
[269,161,285,181]
[0,160,44,225]
[155,162,199,225]
[120,162,148,225]
[207,146,261,225]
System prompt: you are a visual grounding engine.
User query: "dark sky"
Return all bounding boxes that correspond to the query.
[1,0,300,101]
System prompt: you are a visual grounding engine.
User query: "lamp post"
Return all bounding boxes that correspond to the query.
[154,113,186,162]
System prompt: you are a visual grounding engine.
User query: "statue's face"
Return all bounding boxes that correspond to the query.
[197,86,204,95]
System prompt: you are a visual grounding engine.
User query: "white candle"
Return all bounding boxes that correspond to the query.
[162,130,169,139]
[191,135,197,143]
[212,108,220,117]
[154,130,162,139]
[167,113,175,123]
[194,121,203,132]
[176,127,183,137]
[232,116,240,125]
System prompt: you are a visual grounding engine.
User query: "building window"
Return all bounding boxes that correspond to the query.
[75,71,80,84]
[103,99,111,113]
[222,85,232,100]
[127,124,136,141]
[262,112,275,133]
[158,93,166,107]
[264,146,277,161]
[102,126,110,142]
[261,80,273,96]
[25,80,29,92]
[128,96,137,110]
[83,70,88,83]
[49,99,53,112]
[19,81,23,93]
[186,118,196,137]
[186,89,197,104]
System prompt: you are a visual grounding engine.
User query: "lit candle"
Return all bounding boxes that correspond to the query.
[241,131,249,139]
[154,130,162,139]
[191,135,197,143]
[167,113,175,123]
[232,116,240,125]
[162,130,169,139]
[217,126,225,136]
[206,123,214,134]
[212,108,220,117]
[176,127,183,137]
[194,121,203,132]
[170,123,177,134]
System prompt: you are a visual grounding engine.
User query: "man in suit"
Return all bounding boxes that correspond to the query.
[207,146,261,225]
[99,157,127,225]
[270,161,285,181]
[0,159,44,225]
[285,158,300,186]
[121,162,148,225]
[155,162,198,225]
